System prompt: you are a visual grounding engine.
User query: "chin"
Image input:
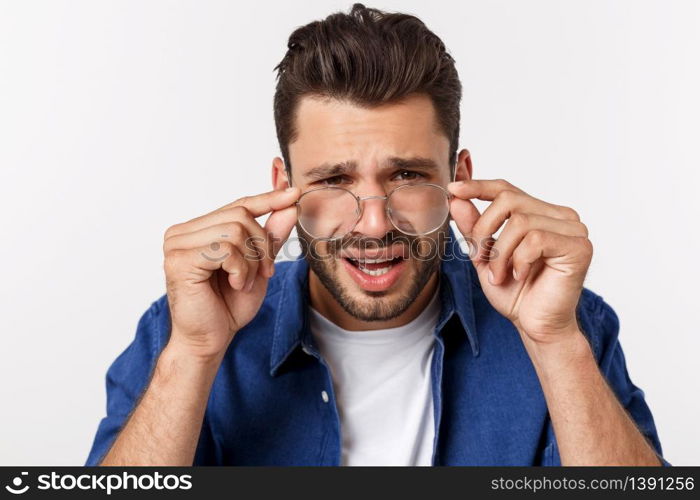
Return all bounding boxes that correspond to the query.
[326,257,426,322]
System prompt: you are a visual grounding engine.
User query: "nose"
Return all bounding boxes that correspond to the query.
[353,189,393,239]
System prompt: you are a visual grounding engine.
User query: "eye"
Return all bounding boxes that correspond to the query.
[316,175,351,186]
[392,170,426,182]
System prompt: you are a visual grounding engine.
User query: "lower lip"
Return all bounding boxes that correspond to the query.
[341,258,406,292]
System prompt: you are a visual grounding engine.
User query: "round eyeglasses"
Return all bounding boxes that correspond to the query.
[296,183,452,240]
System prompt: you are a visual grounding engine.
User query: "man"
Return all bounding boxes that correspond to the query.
[86,3,667,466]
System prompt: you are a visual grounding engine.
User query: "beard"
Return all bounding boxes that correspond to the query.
[298,221,449,322]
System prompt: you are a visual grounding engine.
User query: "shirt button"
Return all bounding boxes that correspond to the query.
[321,390,329,403]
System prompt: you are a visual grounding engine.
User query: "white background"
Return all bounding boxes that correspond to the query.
[0,0,698,465]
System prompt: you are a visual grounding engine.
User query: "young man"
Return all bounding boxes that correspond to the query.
[86,4,666,466]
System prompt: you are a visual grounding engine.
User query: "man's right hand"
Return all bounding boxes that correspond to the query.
[162,187,301,362]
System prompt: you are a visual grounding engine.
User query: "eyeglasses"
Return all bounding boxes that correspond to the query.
[295,183,452,240]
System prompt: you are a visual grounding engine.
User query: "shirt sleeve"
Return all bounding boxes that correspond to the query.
[84,298,165,466]
[578,289,670,466]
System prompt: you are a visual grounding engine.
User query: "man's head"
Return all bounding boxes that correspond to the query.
[270,3,472,325]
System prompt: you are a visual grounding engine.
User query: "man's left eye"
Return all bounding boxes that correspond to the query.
[393,170,424,181]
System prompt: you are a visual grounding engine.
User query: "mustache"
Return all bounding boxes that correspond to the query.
[296,220,452,262]
[331,231,417,253]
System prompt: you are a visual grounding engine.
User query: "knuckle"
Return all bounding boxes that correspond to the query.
[164,223,182,240]
[233,196,251,211]
[495,189,517,205]
[215,240,235,253]
[526,229,546,246]
[495,178,511,190]
[578,221,589,237]
[227,205,250,221]
[226,221,247,239]
[509,212,529,229]
[560,205,580,221]
[163,249,184,273]
[581,236,594,255]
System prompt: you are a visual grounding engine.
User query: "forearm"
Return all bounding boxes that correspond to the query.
[522,328,661,466]
[100,338,222,466]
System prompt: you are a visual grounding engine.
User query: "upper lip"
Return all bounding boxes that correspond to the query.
[341,245,408,261]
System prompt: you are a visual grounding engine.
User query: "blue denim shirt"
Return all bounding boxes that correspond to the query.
[86,231,667,466]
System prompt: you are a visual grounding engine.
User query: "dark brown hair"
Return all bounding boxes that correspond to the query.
[273,3,462,177]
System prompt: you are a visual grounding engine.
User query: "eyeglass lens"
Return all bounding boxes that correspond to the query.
[297,184,449,239]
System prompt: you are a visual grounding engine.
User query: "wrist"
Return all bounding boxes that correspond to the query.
[166,324,234,365]
[159,337,225,379]
[519,326,595,382]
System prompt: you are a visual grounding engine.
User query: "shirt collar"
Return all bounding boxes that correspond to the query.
[269,226,480,376]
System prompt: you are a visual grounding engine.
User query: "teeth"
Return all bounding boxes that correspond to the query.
[345,256,400,277]
[360,257,392,264]
[358,265,391,276]
[348,257,394,264]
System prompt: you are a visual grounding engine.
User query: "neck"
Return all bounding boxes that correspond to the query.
[308,271,440,331]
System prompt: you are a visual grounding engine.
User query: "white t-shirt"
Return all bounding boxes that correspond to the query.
[309,289,441,466]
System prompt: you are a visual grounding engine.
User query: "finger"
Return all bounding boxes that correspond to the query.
[264,204,298,259]
[449,197,481,256]
[470,191,582,261]
[173,224,259,291]
[165,241,239,286]
[511,230,593,283]
[220,186,301,218]
[164,215,275,279]
[164,187,301,239]
[487,214,589,284]
[447,179,525,202]
[221,245,249,291]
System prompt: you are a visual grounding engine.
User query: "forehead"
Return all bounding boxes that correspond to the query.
[288,93,450,172]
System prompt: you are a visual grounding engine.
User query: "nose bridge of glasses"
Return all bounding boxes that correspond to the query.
[353,192,394,237]
[358,194,389,202]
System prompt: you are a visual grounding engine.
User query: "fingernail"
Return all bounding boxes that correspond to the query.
[513,268,519,280]
[245,279,255,292]
[285,187,295,192]
[488,269,495,285]
[229,271,242,290]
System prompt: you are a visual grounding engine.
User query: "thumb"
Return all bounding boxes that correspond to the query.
[264,205,298,258]
[449,197,481,238]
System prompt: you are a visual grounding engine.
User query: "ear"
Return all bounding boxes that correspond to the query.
[454,148,472,182]
[271,156,290,190]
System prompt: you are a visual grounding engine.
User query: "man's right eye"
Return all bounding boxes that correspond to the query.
[317,175,349,186]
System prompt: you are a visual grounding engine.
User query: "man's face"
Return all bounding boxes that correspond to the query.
[286,93,454,322]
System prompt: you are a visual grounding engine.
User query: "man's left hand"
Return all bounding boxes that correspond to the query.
[447,179,593,345]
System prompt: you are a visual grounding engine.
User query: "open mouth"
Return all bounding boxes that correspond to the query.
[343,256,405,276]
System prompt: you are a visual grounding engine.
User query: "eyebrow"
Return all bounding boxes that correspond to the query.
[303,161,358,181]
[302,156,439,180]
[386,156,439,172]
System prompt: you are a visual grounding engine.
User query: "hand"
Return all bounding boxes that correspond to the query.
[162,187,300,361]
[448,179,592,344]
